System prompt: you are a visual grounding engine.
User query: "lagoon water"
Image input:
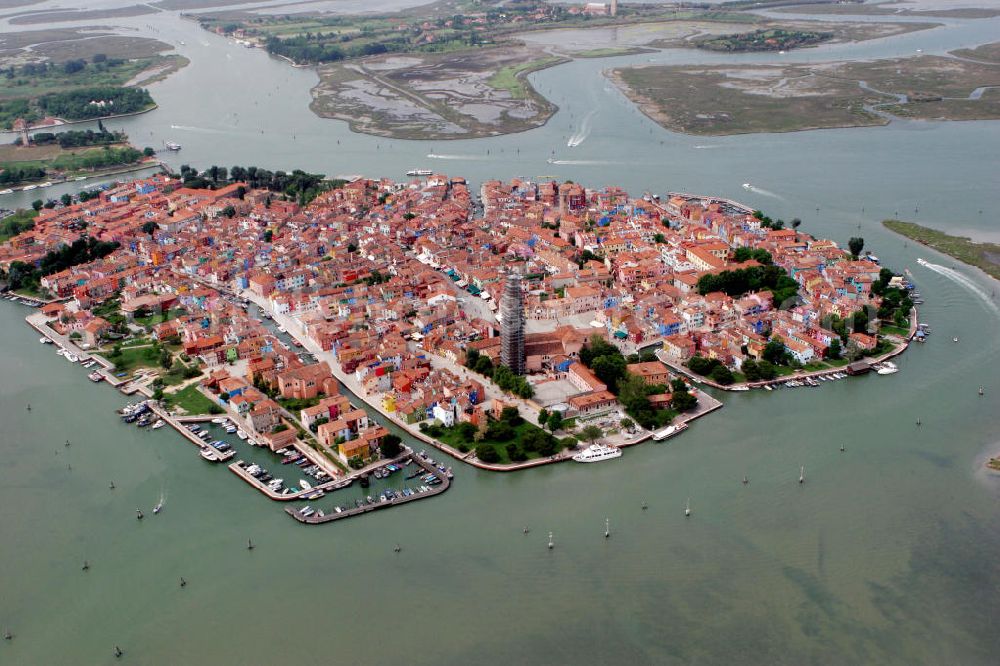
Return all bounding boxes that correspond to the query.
[2,3,1000,664]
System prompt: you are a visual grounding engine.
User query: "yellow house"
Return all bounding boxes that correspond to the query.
[339,438,371,462]
[382,394,397,413]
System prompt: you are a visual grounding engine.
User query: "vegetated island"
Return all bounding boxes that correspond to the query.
[0,31,187,131]
[882,219,1000,282]
[695,27,833,52]
[0,122,159,189]
[608,49,1000,135]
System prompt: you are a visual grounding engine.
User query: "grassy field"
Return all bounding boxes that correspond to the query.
[0,207,37,243]
[883,219,1000,281]
[486,57,563,100]
[951,42,1000,64]
[0,145,147,184]
[163,384,218,415]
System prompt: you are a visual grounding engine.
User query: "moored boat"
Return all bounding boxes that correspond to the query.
[572,444,623,463]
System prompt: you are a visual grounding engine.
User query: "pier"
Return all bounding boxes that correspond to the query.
[285,451,451,525]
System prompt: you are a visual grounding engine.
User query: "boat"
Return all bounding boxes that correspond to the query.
[153,501,162,515]
[199,447,219,462]
[21,184,38,191]
[572,443,623,463]
[65,353,79,363]
[729,385,750,392]
[652,425,677,441]
[88,371,103,382]
[236,429,248,440]
[39,337,52,344]
[0,188,13,195]
[165,141,182,151]
[742,183,751,189]
[211,417,225,424]
[406,169,433,177]
[299,480,312,491]
[151,420,165,430]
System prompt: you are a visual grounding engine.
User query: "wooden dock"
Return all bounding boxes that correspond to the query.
[285,453,451,525]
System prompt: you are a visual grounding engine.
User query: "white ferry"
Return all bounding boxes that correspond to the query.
[652,425,681,441]
[406,169,433,177]
[572,443,622,463]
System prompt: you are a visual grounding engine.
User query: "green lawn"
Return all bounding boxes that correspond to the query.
[486,57,563,100]
[163,384,218,415]
[134,308,185,327]
[277,396,321,412]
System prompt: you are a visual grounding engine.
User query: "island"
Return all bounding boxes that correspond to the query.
[609,47,1000,135]
[0,28,187,131]
[883,219,1000,282]
[695,27,833,52]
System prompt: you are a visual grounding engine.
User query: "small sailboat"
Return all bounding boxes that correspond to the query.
[604,518,610,539]
[114,645,123,658]
[393,544,402,553]
[247,538,254,551]
[742,475,749,485]
[180,577,187,587]
[153,501,162,515]
[799,466,805,484]
[109,481,115,490]
[685,498,691,517]
[548,531,554,549]
[979,386,985,396]
[82,560,90,571]
[136,508,144,520]
[840,443,846,452]
[523,526,530,534]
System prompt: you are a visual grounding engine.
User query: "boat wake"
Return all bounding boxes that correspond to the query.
[426,153,487,161]
[547,159,620,166]
[693,144,723,150]
[916,258,1000,318]
[169,124,222,134]
[566,109,597,148]
[742,183,783,199]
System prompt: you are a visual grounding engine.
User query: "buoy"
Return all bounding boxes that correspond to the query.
[82,560,89,571]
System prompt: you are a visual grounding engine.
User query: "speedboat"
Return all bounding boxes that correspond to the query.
[299,480,312,490]
[572,444,623,463]
[65,353,79,363]
[199,447,219,462]
[88,371,103,382]
[876,361,899,375]
[742,183,751,189]
[39,337,52,344]
[211,417,225,424]
[0,188,13,195]
[236,429,248,440]
[153,501,162,514]
[151,420,165,430]
[165,141,181,151]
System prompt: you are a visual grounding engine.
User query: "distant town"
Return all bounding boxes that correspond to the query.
[1,169,918,489]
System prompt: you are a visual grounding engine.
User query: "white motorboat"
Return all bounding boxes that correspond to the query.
[151,420,165,430]
[39,337,53,344]
[236,429,249,440]
[406,169,433,177]
[876,361,899,375]
[165,141,181,151]
[572,444,622,463]
[652,425,677,441]
[0,188,13,195]
[199,447,219,462]
[65,353,79,363]
[211,418,225,424]
[299,480,312,490]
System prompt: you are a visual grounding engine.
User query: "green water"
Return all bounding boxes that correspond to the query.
[2,4,1000,664]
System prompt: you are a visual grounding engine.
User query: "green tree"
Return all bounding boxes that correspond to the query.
[141,221,158,235]
[709,364,734,385]
[591,354,626,390]
[31,199,43,211]
[60,193,72,206]
[546,411,563,433]
[620,417,635,431]
[827,338,842,360]
[848,237,865,258]
[537,408,549,426]
[380,433,402,458]
[580,425,603,445]
[763,339,786,365]
[476,444,500,463]
[159,350,173,370]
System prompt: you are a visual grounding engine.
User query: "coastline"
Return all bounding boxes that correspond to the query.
[0,104,160,135]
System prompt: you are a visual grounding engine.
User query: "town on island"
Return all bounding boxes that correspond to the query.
[0,167,924,523]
